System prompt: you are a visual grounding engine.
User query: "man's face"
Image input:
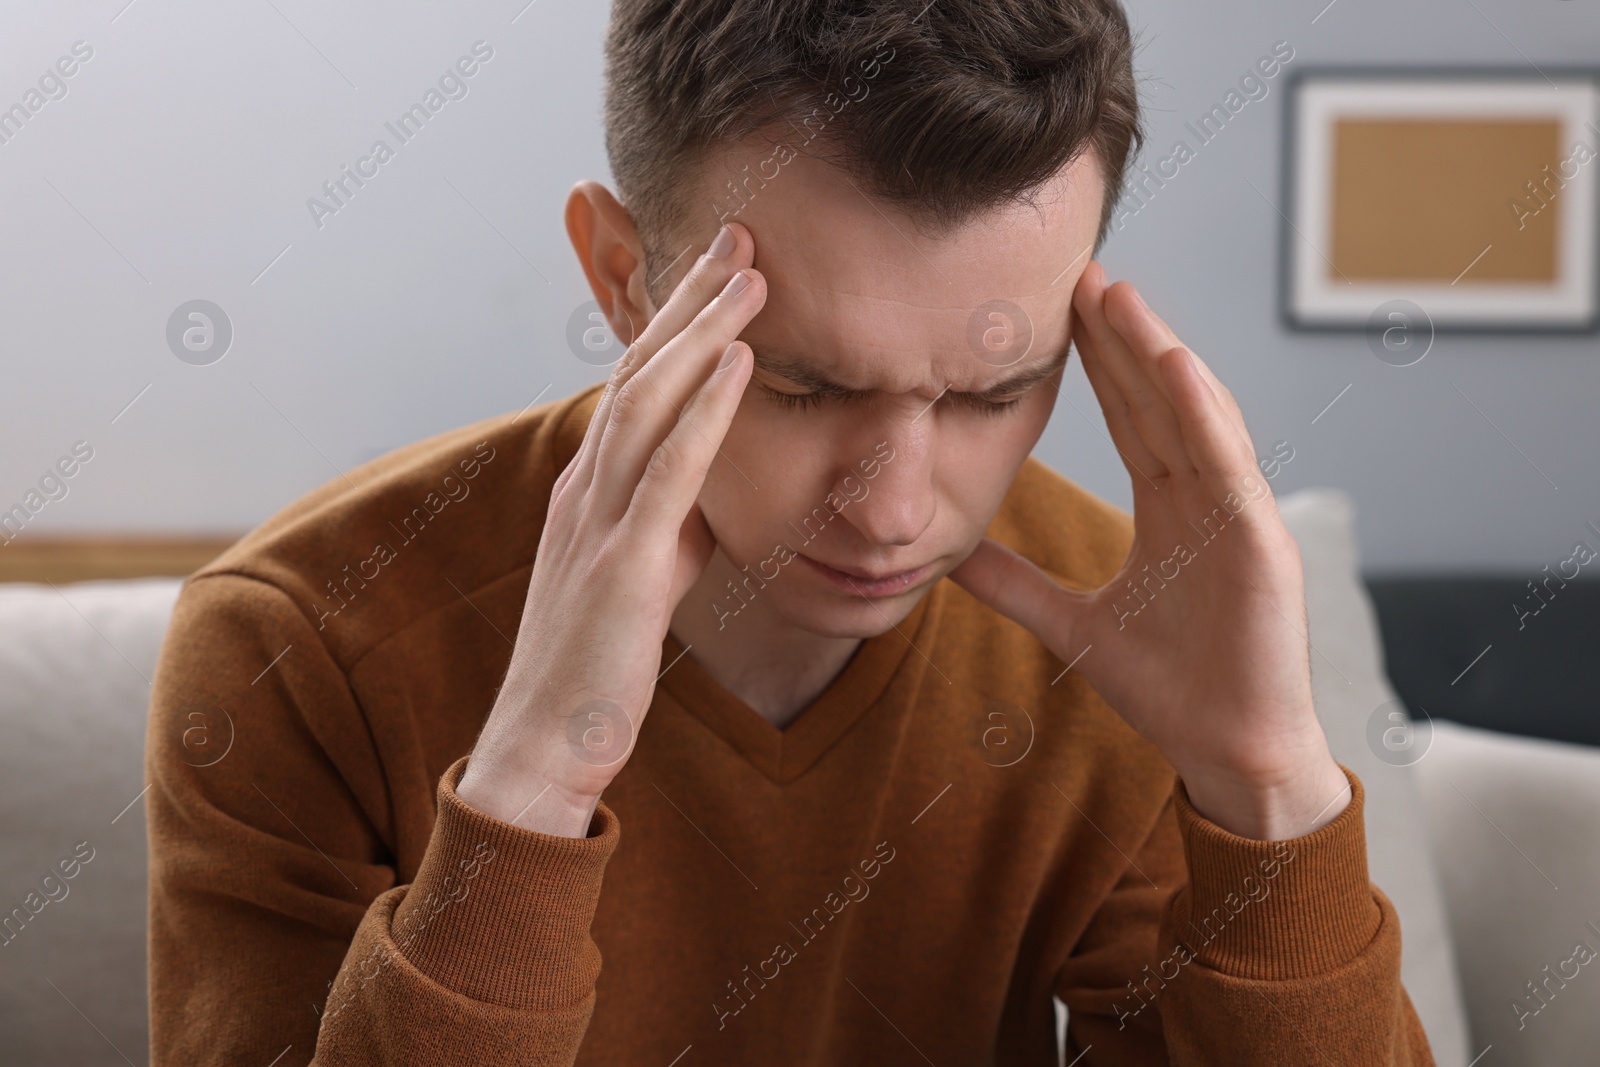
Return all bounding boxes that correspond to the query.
[659,142,1105,640]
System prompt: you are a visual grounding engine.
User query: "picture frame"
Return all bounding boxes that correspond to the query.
[1281,67,1600,333]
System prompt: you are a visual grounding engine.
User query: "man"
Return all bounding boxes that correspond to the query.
[146,1,1436,1063]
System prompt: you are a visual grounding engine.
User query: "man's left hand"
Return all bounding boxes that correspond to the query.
[949,260,1350,841]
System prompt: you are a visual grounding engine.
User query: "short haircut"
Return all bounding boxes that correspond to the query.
[603,0,1143,298]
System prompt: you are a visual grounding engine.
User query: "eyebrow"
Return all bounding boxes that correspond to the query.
[748,341,1071,405]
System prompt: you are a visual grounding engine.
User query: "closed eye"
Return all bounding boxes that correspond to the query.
[759,384,827,412]
[759,384,1027,418]
[953,392,1026,417]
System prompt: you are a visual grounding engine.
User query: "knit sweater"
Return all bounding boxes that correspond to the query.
[145,382,1436,1065]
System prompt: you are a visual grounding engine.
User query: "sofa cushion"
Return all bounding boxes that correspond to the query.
[1414,718,1600,1064]
[0,577,181,1066]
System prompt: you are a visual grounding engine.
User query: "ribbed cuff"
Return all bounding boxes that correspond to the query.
[1168,762,1381,981]
[391,755,620,1010]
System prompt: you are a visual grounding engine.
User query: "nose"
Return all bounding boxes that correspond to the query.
[833,418,935,549]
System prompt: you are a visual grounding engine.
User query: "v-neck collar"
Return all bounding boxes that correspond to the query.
[655,588,939,783]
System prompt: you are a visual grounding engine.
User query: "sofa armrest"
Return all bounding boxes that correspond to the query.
[1414,718,1600,1063]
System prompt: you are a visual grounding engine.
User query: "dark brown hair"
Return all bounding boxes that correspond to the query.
[603,0,1143,295]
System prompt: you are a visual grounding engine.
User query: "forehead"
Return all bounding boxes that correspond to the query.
[688,140,1104,393]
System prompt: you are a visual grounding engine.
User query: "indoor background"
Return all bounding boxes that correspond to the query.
[2,0,1596,571]
[2,1,1598,1065]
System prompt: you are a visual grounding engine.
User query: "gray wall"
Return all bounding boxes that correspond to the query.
[1,0,1595,572]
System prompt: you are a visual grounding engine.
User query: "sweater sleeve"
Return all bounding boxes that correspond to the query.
[1053,764,1437,1065]
[311,757,619,1065]
[146,572,619,1067]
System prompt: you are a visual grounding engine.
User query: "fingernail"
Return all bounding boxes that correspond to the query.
[708,225,735,259]
[718,342,740,371]
[1100,266,1112,291]
[720,270,750,298]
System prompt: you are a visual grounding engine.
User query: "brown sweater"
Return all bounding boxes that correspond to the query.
[145,382,1435,1066]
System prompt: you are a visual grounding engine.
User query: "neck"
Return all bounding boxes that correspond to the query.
[669,547,863,729]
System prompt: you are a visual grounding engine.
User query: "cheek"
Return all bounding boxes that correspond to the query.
[939,402,1051,516]
[696,396,821,542]
[709,392,791,490]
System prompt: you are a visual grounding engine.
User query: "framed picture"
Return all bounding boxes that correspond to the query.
[1282,68,1600,332]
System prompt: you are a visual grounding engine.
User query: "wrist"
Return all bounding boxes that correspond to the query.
[458,688,633,837]
[1178,751,1351,841]
[456,758,604,839]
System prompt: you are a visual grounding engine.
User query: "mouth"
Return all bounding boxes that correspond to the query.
[798,554,932,598]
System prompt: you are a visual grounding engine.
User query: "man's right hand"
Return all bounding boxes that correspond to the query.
[455,222,763,837]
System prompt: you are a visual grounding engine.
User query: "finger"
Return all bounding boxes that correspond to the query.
[946,537,1086,654]
[1161,346,1272,524]
[599,222,753,416]
[1072,265,1194,478]
[1187,349,1249,433]
[1185,347,1256,462]
[568,222,754,499]
[626,340,753,544]
[1100,281,1182,402]
[593,266,766,516]
[1103,281,1253,450]
[1070,306,1166,491]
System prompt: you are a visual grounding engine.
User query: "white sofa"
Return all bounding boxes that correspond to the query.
[0,490,1596,1065]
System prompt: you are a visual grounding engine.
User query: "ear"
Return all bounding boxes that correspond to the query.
[565,180,652,345]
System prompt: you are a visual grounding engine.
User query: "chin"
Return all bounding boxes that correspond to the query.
[770,583,930,641]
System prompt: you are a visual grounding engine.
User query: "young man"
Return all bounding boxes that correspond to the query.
[146,1,1435,1063]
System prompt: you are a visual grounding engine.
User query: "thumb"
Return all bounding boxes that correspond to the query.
[947,537,1086,654]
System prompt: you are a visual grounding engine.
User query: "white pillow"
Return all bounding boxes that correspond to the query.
[0,577,182,1065]
[1278,489,1472,1065]
[1414,718,1600,1065]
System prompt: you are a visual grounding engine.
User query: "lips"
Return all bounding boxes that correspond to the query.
[814,559,919,582]
[799,553,932,597]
